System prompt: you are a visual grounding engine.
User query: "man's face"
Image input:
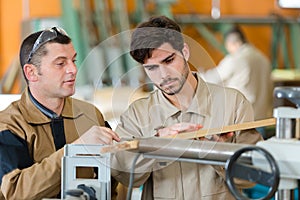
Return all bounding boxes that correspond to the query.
[35,42,77,98]
[225,39,236,54]
[143,43,189,95]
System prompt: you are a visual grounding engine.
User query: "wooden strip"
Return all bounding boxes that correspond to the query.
[100,140,139,153]
[100,118,276,153]
[163,118,276,140]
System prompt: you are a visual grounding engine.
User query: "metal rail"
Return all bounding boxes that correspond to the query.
[131,137,252,162]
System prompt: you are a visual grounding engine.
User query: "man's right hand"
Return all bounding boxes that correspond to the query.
[156,123,202,137]
[73,126,121,145]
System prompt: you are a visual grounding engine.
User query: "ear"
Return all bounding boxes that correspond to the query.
[23,64,39,82]
[182,43,190,61]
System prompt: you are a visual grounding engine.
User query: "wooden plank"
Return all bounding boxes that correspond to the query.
[100,118,276,153]
[100,140,139,153]
[163,118,276,140]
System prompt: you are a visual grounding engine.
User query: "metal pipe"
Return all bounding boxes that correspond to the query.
[275,189,293,200]
[275,117,296,199]
[132,137,252,162]
[143,154,227,166]
[276,118,295,139]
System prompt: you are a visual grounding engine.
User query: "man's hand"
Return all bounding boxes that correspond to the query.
[198,132,234,142]
[73,126,121,145]
[156,123,202,137]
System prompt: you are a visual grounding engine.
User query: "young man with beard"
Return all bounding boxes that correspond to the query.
[111,16,263,199]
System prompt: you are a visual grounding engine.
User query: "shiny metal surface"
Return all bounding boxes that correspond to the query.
[276,118,295,139]
[132,137,252,162]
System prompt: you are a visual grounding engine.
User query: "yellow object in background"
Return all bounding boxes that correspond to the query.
[272,69,300,81]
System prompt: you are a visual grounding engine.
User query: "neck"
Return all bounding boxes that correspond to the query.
[165,72,197,110]
[30,88,65,116]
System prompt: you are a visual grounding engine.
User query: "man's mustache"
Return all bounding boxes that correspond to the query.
[160,78,178,87]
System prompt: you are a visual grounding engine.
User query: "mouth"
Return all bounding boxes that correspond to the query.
[64,79,75,84]
[160,79,177,88]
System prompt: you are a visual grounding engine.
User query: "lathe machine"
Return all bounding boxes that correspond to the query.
[61,86,300,200]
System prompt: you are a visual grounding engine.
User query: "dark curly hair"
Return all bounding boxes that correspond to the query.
[130,16,184,64]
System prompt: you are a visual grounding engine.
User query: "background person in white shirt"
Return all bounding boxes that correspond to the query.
[200,25,273,138]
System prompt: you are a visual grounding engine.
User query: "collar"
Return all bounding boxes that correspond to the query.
[19,88,83,124]
[28,89,59,119]
[186,73,211,117]
[155,73,211,118]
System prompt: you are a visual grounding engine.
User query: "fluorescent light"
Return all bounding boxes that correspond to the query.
[278,0,300,8]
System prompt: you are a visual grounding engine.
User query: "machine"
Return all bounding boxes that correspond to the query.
[61,86,300,200]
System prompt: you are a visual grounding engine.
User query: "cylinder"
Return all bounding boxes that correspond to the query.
[134,137,252,162]
[276,118,295,139]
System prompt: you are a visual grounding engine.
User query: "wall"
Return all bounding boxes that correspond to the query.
[0,0,299,93]
[0,0,61,93]
[0,1,22,77]
[171,0,300,69]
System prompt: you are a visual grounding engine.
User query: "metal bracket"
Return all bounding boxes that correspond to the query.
[61,144,111,200]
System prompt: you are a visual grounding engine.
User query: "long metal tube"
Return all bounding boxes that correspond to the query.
[275,118,295,200]
[276,118,295,139]
[132,137,252,162]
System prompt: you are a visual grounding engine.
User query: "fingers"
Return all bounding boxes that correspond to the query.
[211,135,221,141]
[74,126,120,145]
[157,123,202,137]
[211,132,234,142]
[221,132,234,142]
[157,129,179,137]
[99,129,121,143]
[172,123,202,132]
[107,132,121,143]
[222,132,234,138]
[94,127,121,144]
[196,132,234,142]
[103,127,121,142]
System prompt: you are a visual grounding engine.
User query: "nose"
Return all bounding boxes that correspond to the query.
[159,65,169,79]
[66,61,77,74]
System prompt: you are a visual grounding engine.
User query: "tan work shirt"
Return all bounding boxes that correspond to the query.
[112,74,262,200]
[0,88,106,200]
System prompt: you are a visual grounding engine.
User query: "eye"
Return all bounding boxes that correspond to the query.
[145,65,158,71]
[165,57,174,64]
[56,60,66,67]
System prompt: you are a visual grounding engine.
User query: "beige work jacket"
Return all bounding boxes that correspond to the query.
[112,75,263,200]
[0,88,106,200]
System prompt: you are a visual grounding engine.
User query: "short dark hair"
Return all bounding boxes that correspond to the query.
[19,28,71,68]
[130,16,184,64]
[224,25,247,44]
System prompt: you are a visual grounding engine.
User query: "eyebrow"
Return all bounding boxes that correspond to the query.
[161,53,175,63]
[53,52,77,62]
[143,52,176,68]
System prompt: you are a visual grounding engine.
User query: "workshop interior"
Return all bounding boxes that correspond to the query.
[1,0,300,199]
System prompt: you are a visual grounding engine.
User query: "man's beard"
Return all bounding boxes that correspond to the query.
[157,60,189,95]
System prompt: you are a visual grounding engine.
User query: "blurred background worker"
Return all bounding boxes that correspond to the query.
[200,25,273,138]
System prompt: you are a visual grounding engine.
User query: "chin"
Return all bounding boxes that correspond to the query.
[163,88,179,95]
[64,90,75,97]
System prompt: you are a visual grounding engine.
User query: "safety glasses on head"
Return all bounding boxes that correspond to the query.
[27,27,68,63]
